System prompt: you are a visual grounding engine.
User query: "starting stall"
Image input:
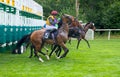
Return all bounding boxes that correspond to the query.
[0,0,45,53]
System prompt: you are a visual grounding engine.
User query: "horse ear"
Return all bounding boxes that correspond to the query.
[90,21,95,25]
[91,22,95,26]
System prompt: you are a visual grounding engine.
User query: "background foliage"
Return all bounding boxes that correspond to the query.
[34,0,120,29]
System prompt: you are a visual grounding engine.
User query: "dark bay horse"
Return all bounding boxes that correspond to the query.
[68,18,84,43]
[69,22,96,49]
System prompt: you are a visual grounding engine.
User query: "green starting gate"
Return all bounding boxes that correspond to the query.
[0,0,45,52]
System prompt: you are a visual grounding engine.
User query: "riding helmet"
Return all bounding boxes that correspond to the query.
[51,10,58,15]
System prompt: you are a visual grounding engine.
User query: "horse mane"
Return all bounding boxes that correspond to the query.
[84,22,91,28]
[58,14,74,29]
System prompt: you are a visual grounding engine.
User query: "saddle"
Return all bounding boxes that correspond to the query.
[43,29,58,40]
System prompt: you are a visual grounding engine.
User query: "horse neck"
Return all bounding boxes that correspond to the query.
[84,24,90,33]
[59,23,69,33]
[71,20,84,31]
[78,24,84,31]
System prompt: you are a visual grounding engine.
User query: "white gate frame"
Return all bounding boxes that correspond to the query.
[95,29,120,40]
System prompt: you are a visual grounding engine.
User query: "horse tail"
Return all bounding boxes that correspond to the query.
[12,33,31,54]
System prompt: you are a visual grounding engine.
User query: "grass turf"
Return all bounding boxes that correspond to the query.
[0,39,120,77]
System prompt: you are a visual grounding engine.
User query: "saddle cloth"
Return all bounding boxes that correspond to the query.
[43,29,58,40]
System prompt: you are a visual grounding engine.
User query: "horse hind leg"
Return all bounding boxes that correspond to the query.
[29,44,37,58]
[33,50,44,62]
[39,43,49,60]
[39,51,50,60]
[84,38,90,48]
[29,44,34,58]
[34,45,44,62]
[38,56,44,62]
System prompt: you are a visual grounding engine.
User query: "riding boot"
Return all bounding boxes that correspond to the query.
[52,33,56,44]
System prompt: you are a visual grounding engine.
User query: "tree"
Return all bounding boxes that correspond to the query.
[34,0,120,29]
[34,0,76,19]
[102,1,120,29]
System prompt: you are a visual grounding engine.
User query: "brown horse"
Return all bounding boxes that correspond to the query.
[29,14,75,62]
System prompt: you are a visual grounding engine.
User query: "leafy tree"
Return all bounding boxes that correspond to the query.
[34,0,76,19]
[34,0,120,29]
[102,1,120,29]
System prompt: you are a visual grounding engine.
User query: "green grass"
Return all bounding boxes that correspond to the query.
[0,39,120,77]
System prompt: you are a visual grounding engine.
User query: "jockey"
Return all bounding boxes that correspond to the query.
[44,10,58,30]
[43,10,59,44]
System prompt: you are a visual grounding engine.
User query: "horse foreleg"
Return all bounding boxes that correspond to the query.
[76,39,81,49]
[84,39,90,48]
[68,37,71,44]
[60,48,69,58]
[59,43,69,58]
[55,46,62,57]
[49,45,58,57]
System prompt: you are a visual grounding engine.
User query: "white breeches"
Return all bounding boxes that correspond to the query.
[45,25,58,29]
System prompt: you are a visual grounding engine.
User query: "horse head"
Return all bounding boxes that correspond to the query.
[88,22,96,31]
[84,22,96,31]
[62,14,75,25]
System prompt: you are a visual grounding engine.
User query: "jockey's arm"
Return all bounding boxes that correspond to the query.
[49,17,56,26]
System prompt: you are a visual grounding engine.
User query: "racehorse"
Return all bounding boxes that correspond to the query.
[68,22,96,49]
[12,14,75,62]
[30,14,75,62]
[68,18,83,44]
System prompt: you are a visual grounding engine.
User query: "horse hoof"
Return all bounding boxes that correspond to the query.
[56,56,60,59]
[46,55,50,60]
[39,57,44,62]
